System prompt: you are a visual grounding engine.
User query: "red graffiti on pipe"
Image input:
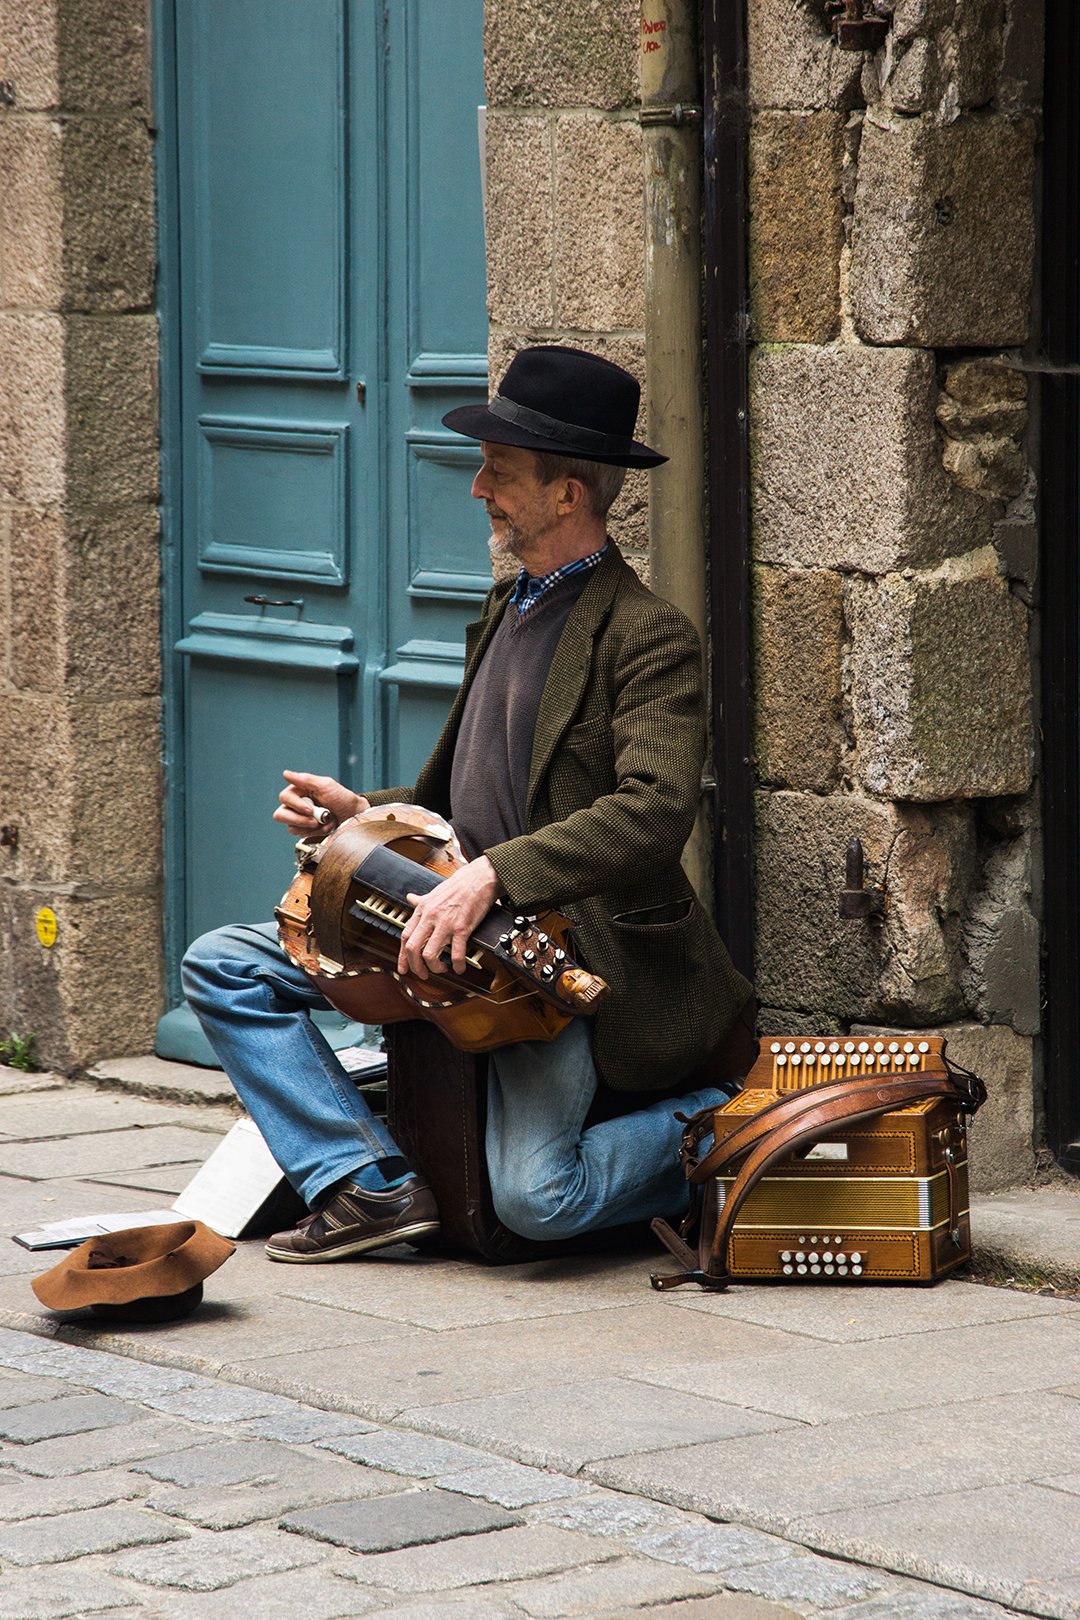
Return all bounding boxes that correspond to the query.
[641,17,667,34]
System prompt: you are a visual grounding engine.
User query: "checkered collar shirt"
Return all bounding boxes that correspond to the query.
[509,543,608,615]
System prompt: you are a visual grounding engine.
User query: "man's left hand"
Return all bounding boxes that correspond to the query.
[400,856,500,979]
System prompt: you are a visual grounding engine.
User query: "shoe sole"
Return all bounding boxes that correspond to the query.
[264,1218,441,1263]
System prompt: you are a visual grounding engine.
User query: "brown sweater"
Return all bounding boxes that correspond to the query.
[449,573,591,859]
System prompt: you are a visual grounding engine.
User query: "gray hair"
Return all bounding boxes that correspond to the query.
[531,451,627,519]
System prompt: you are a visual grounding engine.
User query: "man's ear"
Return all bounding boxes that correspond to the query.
[555,476,588,517]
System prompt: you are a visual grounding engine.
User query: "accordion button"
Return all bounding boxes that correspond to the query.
[780,1250,792,1262]
[795,1251,806,1262]
[824,1264,835,1275]
[837,1266,848,1276]
[810,1265,821,1275]
[822,1251,833,1263]
[782,1263,794,1274]
[850,1251,863,1264]
[852,1264,863,1276]
[796,1264,808,1274]
[836,1252,846,1263]
[808,1252,819,1263]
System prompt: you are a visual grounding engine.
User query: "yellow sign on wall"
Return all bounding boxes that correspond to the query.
[35,907,58,948]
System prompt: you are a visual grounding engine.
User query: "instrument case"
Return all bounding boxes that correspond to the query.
[386,1000,758,1264]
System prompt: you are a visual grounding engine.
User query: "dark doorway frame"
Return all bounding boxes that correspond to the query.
[703,0,754,982]
[1040,0,1080,1173]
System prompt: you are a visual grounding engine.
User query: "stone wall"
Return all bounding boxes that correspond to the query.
[747,0,1042,1189]
[0,0,162,1070]
[483,0,650,572]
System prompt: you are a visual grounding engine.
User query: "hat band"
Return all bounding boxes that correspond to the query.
[488,394,635,456]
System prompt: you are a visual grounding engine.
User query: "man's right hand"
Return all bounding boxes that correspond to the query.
[273,770,369,836]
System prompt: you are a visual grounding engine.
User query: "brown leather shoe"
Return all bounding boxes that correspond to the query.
[264,1175,439,1263]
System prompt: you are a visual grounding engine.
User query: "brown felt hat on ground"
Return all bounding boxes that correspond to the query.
[32,1220,235,1323]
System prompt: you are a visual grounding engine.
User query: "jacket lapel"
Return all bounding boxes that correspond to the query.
[526,545,623,821]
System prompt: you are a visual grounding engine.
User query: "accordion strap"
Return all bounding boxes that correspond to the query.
[651,1064,984,1292]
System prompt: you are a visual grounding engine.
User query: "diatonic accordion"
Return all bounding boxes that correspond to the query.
[708,1034,974,1284]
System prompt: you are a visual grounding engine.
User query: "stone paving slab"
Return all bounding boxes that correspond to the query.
[132,1435,314,1486]
[831,1591,1020,1618]
[85,1163,206,1196]
[719,1550,886,1608]
[89,1053,242,1110]
[0,1391,142,1442]
[437,1460,590,1509]
[142,1381,304,1424]
[276,1248,655,1331]
[789,1479,1080,1611]
[497,1552,724,1615]
[0,1340,202,1398]
[613,1603,800,1620]
[120,1295,375,1372]
[585,1390,1080,1533]
[147,1462,401,1530]
[663,1276,1077,1342]
[231,1301,813,1422]
[318,1427,499,1478]
[0,1414,203,1475]
[1,1127,228,1180]
[239,1405,378,1444]
[0,1370,71,1406]
[340,1523,619,1594]
[0,1565,148,1619]
[0,1501,186,1565]
[131,1564,381,1619]
[631,1313,1080,1424]
[401,1375,794,1472]
[0,1090,226,1141]
[110,1523,327,1590]
[0,1464,148,1520]
[972,1188,1080,1290]
[282,1486,522,1553]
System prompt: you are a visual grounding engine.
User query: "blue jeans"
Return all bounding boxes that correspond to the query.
[181,921,731,1236]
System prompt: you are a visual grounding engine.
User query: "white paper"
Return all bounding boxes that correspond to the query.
[171,1116,287,1238]
[13,1209,183,1251]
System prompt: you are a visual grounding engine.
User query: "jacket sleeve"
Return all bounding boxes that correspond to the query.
[483,601,706,909]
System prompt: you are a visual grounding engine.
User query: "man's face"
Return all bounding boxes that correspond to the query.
[471,443,560,566]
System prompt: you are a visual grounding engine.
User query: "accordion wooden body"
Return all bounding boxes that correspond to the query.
[653,1034,985,1290]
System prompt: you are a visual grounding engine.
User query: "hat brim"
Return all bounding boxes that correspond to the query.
[442,404,667,468]
[32,1220,235,1312]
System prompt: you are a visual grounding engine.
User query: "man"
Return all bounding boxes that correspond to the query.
[183,345,752,1263]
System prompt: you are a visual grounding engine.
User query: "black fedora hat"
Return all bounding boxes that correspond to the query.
[442,345,667,468]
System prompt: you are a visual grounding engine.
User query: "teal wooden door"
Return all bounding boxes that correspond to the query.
[157,0,489,1060]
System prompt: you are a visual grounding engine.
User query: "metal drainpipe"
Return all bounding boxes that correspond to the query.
[639,0,710,903]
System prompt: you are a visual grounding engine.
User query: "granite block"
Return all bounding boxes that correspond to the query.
[437,1460,588,1509]
[0,1393,141,1442]
[791,1480,1080,1607]
[317,1428,492,1477]
[0,1416,199,1476]
[110,1524,326,1590]
[0,1502,185,1564]
[0,1464,147,1520]
[0,1568,149,1620]
[340,1524,615,1594]
[588,1391,1080,1533]
[282,1487,521,1553]
[401,1377,792,1472]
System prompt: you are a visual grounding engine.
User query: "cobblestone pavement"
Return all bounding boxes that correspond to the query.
[0,1074,1076,1619]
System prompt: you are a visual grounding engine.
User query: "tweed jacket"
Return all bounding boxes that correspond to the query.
[368,543,752,1092]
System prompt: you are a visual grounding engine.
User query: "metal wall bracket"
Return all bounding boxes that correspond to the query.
[838,836,887,920]
[639,102,702,128]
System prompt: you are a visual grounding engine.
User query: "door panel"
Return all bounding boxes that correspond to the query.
[158,0,488,1060]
